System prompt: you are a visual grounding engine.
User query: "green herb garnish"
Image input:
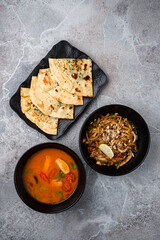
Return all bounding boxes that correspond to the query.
[71,162,77,169]
[56,191,64,200]
[60,170,64,177]
[56,170,65,180]
[34,107,42,114]
[25,169,30,175]
[35,194,41,199]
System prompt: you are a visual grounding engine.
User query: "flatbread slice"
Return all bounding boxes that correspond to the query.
[38,68,83,105]
[20,88,58,135]
[49,58,93,97]
[30,76,74,119]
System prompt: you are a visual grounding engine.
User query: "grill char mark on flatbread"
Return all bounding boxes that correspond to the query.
[49,58,93,97]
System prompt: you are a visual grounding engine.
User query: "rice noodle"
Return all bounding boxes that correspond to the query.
[83,113,138,169]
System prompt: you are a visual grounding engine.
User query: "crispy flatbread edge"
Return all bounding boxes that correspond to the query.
[20,88,58,135]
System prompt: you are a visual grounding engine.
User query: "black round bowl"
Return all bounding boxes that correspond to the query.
[14,143,86,213]
[79,104,150,176]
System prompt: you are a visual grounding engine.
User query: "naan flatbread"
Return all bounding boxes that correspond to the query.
[38,68,83,105]
[30,76,74,119]
[20,88,58,135]
[49,58,93,97]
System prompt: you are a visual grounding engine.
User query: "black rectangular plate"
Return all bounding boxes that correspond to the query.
[10,40,107,139]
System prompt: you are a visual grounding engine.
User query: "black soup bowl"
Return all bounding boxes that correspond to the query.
[79,104,150,176]
[14,143,86,213]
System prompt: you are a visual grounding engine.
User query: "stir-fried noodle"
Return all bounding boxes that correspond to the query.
[83,113,138,169]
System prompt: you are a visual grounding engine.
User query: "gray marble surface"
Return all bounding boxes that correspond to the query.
[0,0,160,239]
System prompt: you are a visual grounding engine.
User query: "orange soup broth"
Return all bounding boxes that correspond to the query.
[23,148,79,204]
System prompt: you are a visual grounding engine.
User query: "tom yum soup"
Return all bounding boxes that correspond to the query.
[23,148,79,204]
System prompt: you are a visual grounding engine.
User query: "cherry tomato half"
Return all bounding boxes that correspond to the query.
[62,181,72,192]
[66,172,76,183]
[87,146,93,152]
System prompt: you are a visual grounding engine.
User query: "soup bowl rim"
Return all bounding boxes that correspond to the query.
[14,142,86,213]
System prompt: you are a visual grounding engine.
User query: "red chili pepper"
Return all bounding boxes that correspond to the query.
[62,181,72,192]
[66,172,76,183]
[100,114,104,118]
[114,154,125,158]
[48,169,56,179]
[87,146,93,152]
[39,172,50,184]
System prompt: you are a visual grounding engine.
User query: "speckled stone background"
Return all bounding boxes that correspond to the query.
[0,0,160,239]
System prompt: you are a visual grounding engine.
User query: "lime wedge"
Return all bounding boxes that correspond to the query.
[99,144,114,159]
[56,158,70,174]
